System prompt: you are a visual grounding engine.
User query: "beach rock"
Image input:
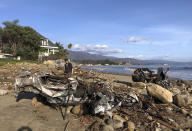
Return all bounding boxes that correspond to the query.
[187,87,192,92]
[147,115,153,121]
[173,95,186,107]
[133,88,148,96]
[112,115,126,129]
[147,83,173,103]
[180,84,186,90]
[113,115,126,123]
[125,116,129,121]
[0,89,8,96]
[105,119,113,125]
[169,87,181,95]
[71,104,83,115]
[132,82,146,88]
[127,121,135,131]
[113,120,124,129]
[155,128,161,131]
[101,124,114,131]
[71,104,88,115]
[173,94,192,107]
[32,96,43,107]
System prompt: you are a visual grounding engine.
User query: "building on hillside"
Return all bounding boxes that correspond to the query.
[39,36,59,56]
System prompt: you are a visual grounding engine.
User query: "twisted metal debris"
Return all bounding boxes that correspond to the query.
[14,70,139,117]
[132,67,172,88]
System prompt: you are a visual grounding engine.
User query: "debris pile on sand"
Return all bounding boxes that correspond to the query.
[1,63,192,130]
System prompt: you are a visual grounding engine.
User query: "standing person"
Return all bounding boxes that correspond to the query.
[64,58,73,75]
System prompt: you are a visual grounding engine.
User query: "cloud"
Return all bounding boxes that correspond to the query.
[122,36,150,43]
[164,54,170,57]
[72,44,82,50]
[94,44,108,49]
[127,54,145,59]
[126,54,172,60]
[72,44,122,55]
[109,49,122,53]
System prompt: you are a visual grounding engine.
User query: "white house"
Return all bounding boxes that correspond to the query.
[40,37,59,56]
[0,53,13,59]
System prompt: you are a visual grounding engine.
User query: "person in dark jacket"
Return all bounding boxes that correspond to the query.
[64,59,73,74]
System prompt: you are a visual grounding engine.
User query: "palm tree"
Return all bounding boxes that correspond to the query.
[68,43,72,49]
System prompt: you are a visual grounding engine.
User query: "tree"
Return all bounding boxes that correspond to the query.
[68,43,72,49]
[55,42,68,59]
[1,20,41,60]
[0,19,71,60]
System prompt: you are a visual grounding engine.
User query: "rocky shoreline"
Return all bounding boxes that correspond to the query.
[0,63,192,131]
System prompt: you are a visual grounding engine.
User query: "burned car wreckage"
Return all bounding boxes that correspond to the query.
[14,67,171,119]
[132,67,171,88]
[14,70,138,117]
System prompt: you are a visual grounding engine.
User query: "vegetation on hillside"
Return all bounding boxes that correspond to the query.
[0,19,71,61]
[0,20,42,60]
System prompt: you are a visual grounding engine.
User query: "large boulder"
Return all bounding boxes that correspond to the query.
[173,94,192,107]
[147,83,173,103]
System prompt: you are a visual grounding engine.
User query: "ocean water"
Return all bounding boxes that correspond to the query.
[82,64,192,80]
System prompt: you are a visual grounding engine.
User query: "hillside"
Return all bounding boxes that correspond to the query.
[68,51,116,60]
[68,50,192,65]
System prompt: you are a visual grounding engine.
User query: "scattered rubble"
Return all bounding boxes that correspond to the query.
[0,63,192,130]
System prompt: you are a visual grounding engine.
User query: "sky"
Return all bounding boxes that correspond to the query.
[0,0,192,62]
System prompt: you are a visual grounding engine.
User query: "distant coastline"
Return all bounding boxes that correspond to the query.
[82,64,192,80]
